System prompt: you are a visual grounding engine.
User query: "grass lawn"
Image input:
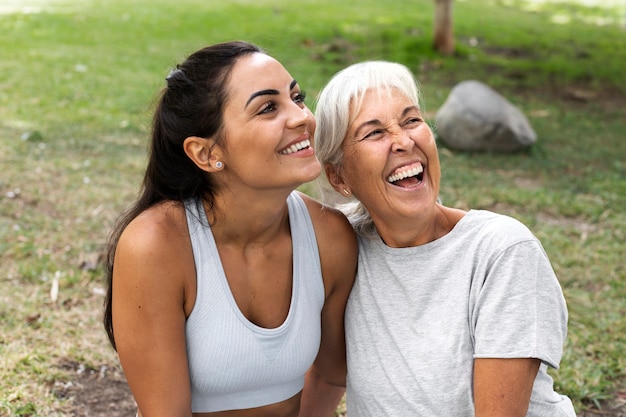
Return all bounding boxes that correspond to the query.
[1,0,625,415]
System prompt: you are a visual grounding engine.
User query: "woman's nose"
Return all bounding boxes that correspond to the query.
[286,103,311,129]
[390,129,414,152]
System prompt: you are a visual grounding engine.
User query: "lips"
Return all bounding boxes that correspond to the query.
[279,139,311,155]
[387,163,424,187]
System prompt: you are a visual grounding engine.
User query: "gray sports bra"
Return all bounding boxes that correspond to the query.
[183,192,325,412]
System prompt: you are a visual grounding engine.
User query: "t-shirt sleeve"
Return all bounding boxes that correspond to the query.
[472,239,568,369]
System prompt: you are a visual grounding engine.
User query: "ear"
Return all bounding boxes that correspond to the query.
[324,162,350,195]
[183,136,223,172]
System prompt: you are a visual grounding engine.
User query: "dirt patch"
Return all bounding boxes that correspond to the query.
[53,359,136,417]
[579,393,626,417]
[57,363,626,417]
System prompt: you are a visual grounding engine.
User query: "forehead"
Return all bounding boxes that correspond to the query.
[351,88,415,122]
[227,53,293,97]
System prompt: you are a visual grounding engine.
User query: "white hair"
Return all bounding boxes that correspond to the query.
[314,61,422,238]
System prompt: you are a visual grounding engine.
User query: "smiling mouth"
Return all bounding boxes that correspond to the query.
[279,139,311,155]
[387,163,424,187]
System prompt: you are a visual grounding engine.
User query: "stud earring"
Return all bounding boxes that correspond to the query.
[215,161,224,170]
[342,189,351,196]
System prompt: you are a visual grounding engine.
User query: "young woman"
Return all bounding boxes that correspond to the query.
[103,41,356,417]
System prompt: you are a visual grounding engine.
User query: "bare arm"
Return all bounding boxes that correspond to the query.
[298,266,353,417]
[299,366,346,417]
[473,358,540,417]
[112,205,194,417]
[299,194,357,417]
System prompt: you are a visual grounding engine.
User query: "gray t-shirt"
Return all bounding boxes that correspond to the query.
[345,210,576,416]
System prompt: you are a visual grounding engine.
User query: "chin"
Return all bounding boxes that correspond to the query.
[301,163,322,182]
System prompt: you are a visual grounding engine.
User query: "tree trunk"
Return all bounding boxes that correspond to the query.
[433,0,454,55]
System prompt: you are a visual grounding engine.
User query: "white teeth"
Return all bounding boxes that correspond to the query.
[280,139,310,155]
[387,164,423,183]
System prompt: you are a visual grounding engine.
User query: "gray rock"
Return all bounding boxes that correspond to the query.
[435,80,537,152]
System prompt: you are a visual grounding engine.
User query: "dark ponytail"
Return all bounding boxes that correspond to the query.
[103,41,263,349]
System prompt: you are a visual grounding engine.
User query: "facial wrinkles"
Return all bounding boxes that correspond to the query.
[339,135,381,196]
[342,93,432,193]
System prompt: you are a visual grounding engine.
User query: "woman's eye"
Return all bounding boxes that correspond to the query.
[259,102,276,114]
[404,117,422,126]
[292,90,307,104]
[362,129,383,140]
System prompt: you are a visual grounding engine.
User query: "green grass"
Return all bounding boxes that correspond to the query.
[1,0,625,415]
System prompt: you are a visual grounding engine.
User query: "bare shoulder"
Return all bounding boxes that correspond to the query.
[118,200,190,255]
[112,200,195,414]
[297,192,357,292]
[297,192,355,245]
[114,200,195,305]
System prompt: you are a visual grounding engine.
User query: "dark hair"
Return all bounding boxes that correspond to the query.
[103,41,263,349]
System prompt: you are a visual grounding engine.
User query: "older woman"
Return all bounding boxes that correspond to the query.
[314,61,576,416]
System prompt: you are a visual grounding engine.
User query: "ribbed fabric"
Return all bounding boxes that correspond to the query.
[183,192,325,412]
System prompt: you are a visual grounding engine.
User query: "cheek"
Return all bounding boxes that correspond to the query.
[416,125,436,146]
[426,153,442,187]
[341,145,367,174]
[306,109,316,128]
[342,146,384,187]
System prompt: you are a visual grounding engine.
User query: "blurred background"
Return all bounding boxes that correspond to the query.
[1,0,625,415]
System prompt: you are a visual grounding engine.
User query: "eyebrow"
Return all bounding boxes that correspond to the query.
[353,105,420,137]
[353,119,381,138]
[245,79,298,108]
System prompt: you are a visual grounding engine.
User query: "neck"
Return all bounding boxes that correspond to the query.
[205,187,294,246]
[375,204,466,248]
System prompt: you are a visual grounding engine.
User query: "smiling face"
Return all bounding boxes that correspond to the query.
[216,52,320,192]
[332,87,441,236]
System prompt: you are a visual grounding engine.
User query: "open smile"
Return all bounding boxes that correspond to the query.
[279,139,311,155]
[387,163,424,187]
